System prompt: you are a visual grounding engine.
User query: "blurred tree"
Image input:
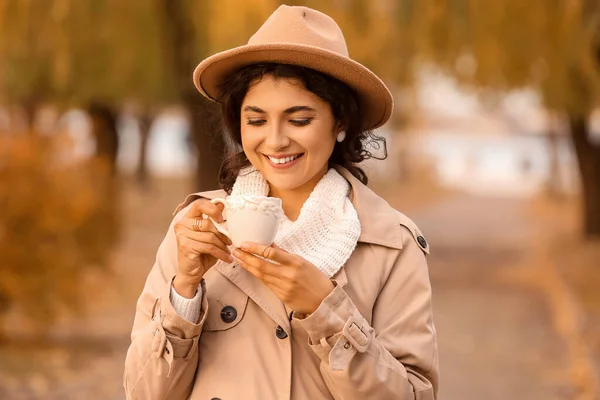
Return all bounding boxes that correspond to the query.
[309,0,600,237]
[404,0,600,237]
[159,0,224,190]
[0,0,145,332]
[0,0,56,124]
[0,0,173,176]
[160,0,281,190]
[137,109,153,187]
[2,0,599,237]
[0,133,116,337]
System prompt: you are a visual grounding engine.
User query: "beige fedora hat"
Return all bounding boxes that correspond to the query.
[193,5,393,130]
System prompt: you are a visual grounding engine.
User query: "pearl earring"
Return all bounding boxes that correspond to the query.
[336,131,346,143]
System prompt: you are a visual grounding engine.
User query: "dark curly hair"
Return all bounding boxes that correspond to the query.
[217,63,387,193]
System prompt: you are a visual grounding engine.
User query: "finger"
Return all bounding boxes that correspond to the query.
[177,216,232,246]
[233,248,277,277]
[186,198,225,223]
[177,228,231,255]
[239,242,295,265]
[180,236,234,264]
[203,218,233,245]
[234,252,276,282]
[235,255,263,279]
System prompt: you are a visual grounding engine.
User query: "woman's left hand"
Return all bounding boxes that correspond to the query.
[233,242,334,315]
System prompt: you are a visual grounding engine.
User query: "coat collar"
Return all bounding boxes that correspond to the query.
[174,167,404,251]
[334,166,403,250]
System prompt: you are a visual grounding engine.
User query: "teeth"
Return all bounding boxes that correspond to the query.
[268,154,301,164]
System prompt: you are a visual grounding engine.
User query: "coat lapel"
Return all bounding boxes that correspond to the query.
[216,259,292,332]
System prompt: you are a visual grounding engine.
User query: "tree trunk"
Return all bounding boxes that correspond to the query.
[20,96,40,133]
[568,114,600,237]
[545,112,563,198]
[88,102,120,176]
[86,102,122,249]
[184,93,225,191]
[137,111,152,188]
[159,0,225,191]
[23,102,37,131]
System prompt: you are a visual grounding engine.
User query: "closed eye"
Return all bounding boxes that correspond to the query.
[290,118,313,127]
[246,119,266,126]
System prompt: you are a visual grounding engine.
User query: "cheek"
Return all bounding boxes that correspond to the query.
[305,130,335,157]
[240,131,268,169]
[240,129,258,154]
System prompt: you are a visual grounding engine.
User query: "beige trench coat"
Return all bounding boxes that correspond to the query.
[123,167,439,400]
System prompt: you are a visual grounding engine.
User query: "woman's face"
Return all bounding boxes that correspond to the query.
[240,76,338,193]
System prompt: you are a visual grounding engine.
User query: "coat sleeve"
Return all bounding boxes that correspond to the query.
[297,226,439,400]
[123,205,209,400]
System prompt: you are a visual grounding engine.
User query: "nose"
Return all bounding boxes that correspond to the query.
[264,122,290,150]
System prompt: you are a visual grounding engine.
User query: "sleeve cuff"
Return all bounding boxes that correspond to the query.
[170,283,203,324]
[298,284,374,370]
[297,284,355,344]
[157,276,208,339]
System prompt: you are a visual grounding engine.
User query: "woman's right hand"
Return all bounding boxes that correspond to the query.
[173,199,233,298]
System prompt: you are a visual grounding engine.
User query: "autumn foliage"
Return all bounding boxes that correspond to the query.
[0,132,119,336]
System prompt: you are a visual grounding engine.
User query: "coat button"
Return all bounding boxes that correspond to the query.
[417,235,428,249]
[275,325,288,339]
[220,306,237,323]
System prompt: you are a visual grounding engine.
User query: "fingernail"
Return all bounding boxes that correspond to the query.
[228,255,234,263]
[240,243,249,250]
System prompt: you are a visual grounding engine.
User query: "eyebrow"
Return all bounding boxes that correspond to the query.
[242,105,317,114]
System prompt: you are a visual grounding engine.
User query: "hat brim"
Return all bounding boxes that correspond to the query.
[193,43,393,130]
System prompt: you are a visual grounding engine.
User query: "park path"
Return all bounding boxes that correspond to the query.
[400,193,596,400]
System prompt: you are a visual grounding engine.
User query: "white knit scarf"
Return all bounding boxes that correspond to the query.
[231,167,361,278]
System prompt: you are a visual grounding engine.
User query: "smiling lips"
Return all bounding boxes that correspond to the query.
[264,153,304,168]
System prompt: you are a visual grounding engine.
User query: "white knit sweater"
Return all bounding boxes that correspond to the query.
[171,167,361,323]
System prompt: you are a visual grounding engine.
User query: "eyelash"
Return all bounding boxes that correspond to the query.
[291,118,312,126]
[246,118,313,127]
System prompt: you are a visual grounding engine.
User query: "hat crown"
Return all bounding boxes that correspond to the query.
[248,5,349,57]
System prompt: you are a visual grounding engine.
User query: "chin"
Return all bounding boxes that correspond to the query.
[263,173,307,192]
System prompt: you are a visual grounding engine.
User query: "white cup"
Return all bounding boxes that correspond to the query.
[208,195,283,248]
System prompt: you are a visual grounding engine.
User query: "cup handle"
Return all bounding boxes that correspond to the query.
[209,198,231,239]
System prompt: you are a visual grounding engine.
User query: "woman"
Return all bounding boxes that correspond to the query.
[124,5,438,400]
